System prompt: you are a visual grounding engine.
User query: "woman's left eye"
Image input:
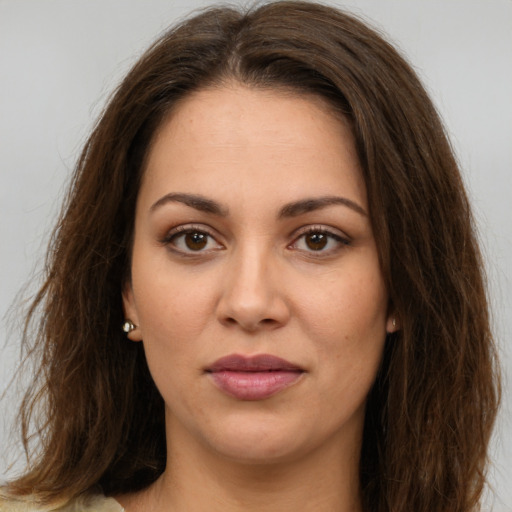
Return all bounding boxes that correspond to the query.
[290,229,349,254]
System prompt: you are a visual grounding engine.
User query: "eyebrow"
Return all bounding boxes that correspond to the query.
[278,196,367,218]
[150,193,229,216]
[149,192,367,218]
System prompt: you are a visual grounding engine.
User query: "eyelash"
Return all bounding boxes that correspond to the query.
[289,226,351,256]
[160,225,222,256]
[160,224,350,257]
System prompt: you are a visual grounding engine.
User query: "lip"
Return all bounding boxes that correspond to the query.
[206,354,305,401]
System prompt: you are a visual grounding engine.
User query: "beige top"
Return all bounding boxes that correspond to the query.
[0,492,124,512]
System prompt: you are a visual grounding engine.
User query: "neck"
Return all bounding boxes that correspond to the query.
[125,427,363,512]
[117,402,366,512]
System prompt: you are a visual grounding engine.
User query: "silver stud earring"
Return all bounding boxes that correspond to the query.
[392,318,396,328]
[122,320,136,333]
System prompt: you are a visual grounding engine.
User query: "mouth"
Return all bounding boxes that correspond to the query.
[205,354,305,401]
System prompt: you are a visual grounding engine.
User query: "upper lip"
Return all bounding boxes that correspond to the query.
[206,354,304,372]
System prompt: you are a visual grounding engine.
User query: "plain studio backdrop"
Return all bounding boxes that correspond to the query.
[0,0,511,510]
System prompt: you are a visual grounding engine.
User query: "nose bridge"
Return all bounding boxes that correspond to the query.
[217,238,288,330]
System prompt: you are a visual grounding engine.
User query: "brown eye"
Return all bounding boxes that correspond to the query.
[290,228,350,255]
[184,232,208,251]
[165,228,223,254]
[305,232,328,251]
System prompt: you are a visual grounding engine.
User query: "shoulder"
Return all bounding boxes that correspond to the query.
[0,491,124,512]
[0,494,49,512]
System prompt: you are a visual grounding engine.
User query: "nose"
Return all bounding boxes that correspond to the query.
[216,244,291,332]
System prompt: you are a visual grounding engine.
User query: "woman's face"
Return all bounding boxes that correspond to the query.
[123,84,395,464]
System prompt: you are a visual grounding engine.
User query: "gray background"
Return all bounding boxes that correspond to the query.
[1,1,510,510]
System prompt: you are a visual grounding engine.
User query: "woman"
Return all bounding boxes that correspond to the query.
[0,1,500,511]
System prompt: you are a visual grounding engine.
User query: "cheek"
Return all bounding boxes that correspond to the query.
[131,246,217,342]
[132,270,211,401]
[129,258,223,404]
[293,262,388,386]
[296,264,388,341]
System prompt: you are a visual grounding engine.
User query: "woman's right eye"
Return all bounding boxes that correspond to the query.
[164,228,223,254]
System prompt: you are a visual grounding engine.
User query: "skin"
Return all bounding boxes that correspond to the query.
[120,83,397,512]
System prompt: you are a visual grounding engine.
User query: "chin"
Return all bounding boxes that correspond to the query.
[198,410,350,466]
[212,433,308,465]
[180,408,311,464]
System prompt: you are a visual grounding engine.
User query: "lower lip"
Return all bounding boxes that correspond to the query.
[209,370,303,400]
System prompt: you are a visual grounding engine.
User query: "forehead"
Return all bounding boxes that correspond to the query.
[140,84,366,209]
[151,84,351,151]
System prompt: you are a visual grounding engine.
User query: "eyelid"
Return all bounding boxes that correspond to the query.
[292,224,351,242]
[159,223,350,257]
[289,224,351,255]
[159,224,224,254]
[292,224,349,239]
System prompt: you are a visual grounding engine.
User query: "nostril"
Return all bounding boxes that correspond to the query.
[216,290,291,331]
[221,316,278,331]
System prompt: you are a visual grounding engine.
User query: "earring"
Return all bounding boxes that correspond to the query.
[122,320,137,333]
[392,317,396,328]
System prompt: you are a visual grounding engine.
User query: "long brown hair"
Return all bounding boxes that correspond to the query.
[6,2,499,511]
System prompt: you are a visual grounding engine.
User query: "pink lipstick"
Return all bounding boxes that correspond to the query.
[206,354,304,400]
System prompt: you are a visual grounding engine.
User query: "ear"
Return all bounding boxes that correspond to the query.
[122,281,143,342]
